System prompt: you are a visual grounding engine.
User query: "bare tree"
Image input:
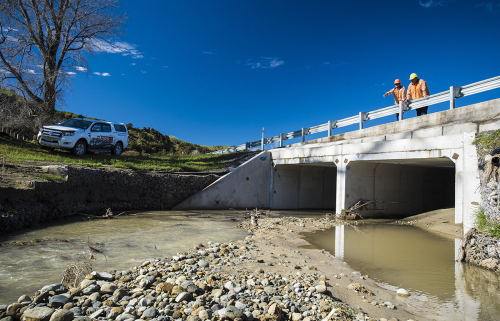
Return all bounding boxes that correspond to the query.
[0,0,127,114]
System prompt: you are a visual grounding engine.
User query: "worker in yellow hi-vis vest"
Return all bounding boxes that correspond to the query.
[407,73,430,116]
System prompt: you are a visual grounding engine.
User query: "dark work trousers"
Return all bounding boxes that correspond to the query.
[396,113,400,121]
[416,106,428,116]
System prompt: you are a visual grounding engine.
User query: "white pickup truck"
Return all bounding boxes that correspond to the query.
[37,118,129,156]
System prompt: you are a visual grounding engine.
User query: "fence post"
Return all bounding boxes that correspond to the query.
[399,101,405,121]
[359,112,366,130]
[301,128,307,143]
[261,127,264,151]
[328,121,332,137]
[245,142,249,152]
[279,133,284,148]
[450,86,457,109]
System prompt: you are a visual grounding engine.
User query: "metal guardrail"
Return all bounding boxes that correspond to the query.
[211,75,500,154]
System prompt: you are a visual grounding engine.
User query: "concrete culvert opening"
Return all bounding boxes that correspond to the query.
[272,163,337,210]
[345,158,455,219]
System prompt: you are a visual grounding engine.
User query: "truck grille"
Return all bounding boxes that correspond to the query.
[42,130,62,138]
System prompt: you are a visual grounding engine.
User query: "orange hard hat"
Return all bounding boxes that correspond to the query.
[394,79,401,84]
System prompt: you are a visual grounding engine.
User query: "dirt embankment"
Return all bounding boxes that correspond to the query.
[395,208,463,239]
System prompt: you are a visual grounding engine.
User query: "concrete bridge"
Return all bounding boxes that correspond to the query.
[175,98,500,232]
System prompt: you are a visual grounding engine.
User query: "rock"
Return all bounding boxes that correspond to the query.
[40,284,67,294]
[187,316,201,321]
[292,313,303,321]
[18,295,31,303]
[0,305,7,312]
[82,284,100,295]
[113,289,128,300]
[33,292,50,304]
[142,307,157,318]
[139,298,151,307]
[199,310,209,320]
[264,287,276,295]
[88,293,100,301]
[268,303,280,316]
[22,307,54,321]
[0,316,14,321]
[198,260,209,268]
[396,288,410,297]
[235,302,246,311]
[224,306,242,320]
[211,289,223,298]
[156,283,175,293]
[117,313,135,321]
[79,279,95,289]
[90,271,114,281]
[100,283,117,294]
[315,285,327,293]
[6,303,23,318]
[352,272,362,277]
[224,281,235,290]
[89,308,104,319]
[48,309,73,321]
[175,292,192,303]
[480,258,499,270]
[49,295,70,308]
[69,307,82,316]
[171,285,184,296]
[108,307,123,320]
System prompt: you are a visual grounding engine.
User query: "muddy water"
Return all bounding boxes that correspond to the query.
[0,211,250,305]
[302,223,500,321]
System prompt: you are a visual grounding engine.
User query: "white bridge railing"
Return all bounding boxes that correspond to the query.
[211,75,500,154]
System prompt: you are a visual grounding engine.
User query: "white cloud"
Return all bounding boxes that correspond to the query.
[27,69,36,74]
[75,66,88,72]
[322,62,331,65]
[141,70,147,74]
[130,63,136,66]
[419,0,448,8]
[476,2,500,13]
[66,72,76,75]
[90,39,145,59]
[244,57,285,69]
[203,51,217,55]
[93,72,111,76]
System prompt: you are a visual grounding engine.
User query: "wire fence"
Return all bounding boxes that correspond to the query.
[211,75,500,154]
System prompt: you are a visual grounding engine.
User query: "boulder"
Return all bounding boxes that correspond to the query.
[48,309,74,321]
[22,307,54,321]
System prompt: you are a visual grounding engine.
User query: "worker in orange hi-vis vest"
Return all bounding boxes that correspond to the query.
[383,79,406,120]
[407,73,430,116]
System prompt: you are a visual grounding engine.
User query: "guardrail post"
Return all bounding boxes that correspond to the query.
[279,133,284,148]
[359,112,366,130]
[261,127,264,151]
[398,101,405,121]
[301,128,307,143]
[245,142,250,152]
[450,86,457,109]
[328,121,332,137]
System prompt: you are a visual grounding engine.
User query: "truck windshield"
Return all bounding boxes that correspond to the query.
[59,119,93,129]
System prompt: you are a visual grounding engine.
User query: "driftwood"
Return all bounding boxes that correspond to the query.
[340,198,409,220]
[73,208,130,220]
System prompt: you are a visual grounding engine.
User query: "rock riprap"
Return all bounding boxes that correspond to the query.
[0,237,359,321]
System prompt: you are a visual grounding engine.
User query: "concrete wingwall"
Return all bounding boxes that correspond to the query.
[173,151,272,210]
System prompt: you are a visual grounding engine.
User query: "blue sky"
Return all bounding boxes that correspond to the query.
[63,0,500,147]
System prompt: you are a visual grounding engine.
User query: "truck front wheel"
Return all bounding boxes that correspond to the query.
[71,140,87,156]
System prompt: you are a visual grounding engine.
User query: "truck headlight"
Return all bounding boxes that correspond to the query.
[63,132,75,136]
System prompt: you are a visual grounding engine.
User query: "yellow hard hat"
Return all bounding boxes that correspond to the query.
[409,73,418,80]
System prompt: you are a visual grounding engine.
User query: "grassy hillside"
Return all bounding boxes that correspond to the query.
[0,136,236,171]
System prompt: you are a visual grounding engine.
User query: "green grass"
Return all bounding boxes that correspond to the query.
[0,136,239,172]
[475,207,500,239]
[473,129,500,159]
[40,174,64,182]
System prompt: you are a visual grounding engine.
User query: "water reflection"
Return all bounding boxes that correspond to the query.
[302,224,500,321]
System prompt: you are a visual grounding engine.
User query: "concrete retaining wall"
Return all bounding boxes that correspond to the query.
[0,167,220,233]
[174,152,272,210]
